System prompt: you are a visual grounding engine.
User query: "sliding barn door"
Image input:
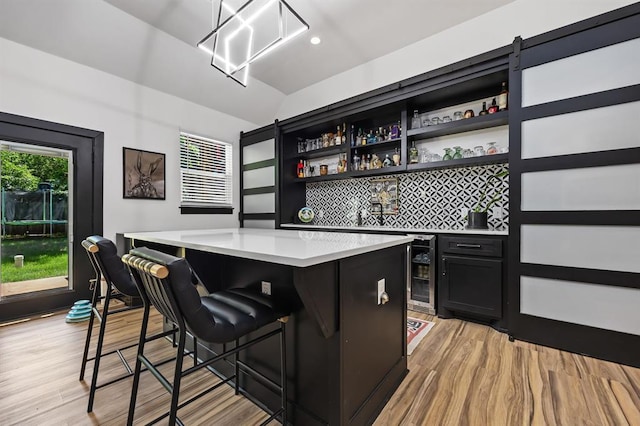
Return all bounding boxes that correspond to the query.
[239,124,277,229]
[508,5,640,367]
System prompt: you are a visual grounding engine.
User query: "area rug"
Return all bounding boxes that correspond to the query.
[407,317,435,355]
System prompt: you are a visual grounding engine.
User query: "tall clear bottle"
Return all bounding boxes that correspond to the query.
[411,110,421,129]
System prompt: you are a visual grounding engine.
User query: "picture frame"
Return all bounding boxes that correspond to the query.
[370,177,398,215]
[123,147,165,200]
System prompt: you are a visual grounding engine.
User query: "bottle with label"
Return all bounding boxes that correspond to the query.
[488,98,499,114]
[297,159,304,178]
[409,141,419,164]
[350,125,356,146]
[364,154,371,170]
[479,101,488,116]
[383,154,393,168]
[392,147,401,166]
[304,160,311,177]
[498,81,508,111]
[357,128,363,145]
[342,123,347,144]
[411,110,421,129]
[336,126,342,145]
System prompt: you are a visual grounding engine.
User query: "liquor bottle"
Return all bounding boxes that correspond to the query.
[297,159,304,178]
[390,122,399,139]
[350,125,356,147]
[335,126,342,145]
[304,160,311,177]
[342,123,347,144]
[383,154,393,168]
[364,154,370,170]
[367,131,376,145]
[357,128,363,145]
[409,141,419,164]
[488,98,499,114]
[479,101,488,116]
[411,110,421,129]
[392,147,401,166]
[352,150,361,171]
[498,81,508,111]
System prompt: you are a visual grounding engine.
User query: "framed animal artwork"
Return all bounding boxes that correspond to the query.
[123,147,165,200]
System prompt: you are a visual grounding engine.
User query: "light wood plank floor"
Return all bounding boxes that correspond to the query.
[0,308,638,425]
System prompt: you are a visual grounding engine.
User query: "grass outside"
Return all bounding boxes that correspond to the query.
[1,236,68,283]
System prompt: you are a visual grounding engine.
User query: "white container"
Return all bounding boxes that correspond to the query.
[14,255,24,268]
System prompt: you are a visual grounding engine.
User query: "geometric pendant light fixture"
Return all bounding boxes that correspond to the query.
[197,0,309,86]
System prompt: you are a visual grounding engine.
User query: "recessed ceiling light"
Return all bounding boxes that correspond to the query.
[310,36,321,45]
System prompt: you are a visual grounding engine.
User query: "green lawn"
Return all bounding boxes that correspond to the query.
[1,236,68,283]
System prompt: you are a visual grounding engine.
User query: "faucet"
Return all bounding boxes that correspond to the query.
[371,202,384,226]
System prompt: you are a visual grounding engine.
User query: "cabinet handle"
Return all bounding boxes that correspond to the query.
[442,258,447,276]
[456,243,481,249]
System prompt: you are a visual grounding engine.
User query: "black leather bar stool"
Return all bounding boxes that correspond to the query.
[123,247,290,426]
[79,235,143,412]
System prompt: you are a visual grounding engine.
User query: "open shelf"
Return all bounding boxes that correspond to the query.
[406,153,508,172]
[290,145,347,160]
[294,164,406,183]
[407,110,508,140]
[350,137,401,151]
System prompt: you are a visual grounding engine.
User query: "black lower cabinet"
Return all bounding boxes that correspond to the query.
[438,235,507,330]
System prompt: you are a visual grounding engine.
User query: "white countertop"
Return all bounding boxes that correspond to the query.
[124,228,414,268]
[280,223,509,236]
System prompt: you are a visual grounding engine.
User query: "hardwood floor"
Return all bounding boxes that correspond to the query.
[0,308,638,425]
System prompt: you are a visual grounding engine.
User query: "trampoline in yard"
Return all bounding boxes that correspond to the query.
[1,187,68,237]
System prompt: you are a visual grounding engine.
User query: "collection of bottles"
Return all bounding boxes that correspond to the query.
[297,123,348,154]
[296,82,508,178]
[297,153,349,178]
[352,123,401,147]
[410,82,509,129]
[351,148,401,172]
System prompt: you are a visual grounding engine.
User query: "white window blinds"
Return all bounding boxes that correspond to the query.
[180,132,233,208]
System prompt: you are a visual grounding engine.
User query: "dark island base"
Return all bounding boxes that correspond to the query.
[155,244,410,425]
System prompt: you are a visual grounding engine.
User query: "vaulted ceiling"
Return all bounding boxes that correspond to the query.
[0,0,514,124]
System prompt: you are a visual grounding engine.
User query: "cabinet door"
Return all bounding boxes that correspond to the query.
[440,255,502,319]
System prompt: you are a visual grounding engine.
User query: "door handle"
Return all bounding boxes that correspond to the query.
[456,243,481,249]
[442,258,447,276]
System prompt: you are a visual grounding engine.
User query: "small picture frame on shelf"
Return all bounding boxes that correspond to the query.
[123,147,165,200]
[370,177,398,215]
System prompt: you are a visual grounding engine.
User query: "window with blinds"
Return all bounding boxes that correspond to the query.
[179,132,233,208]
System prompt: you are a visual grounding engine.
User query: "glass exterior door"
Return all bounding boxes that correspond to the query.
[0,142,73,303]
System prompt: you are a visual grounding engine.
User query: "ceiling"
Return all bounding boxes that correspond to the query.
[0,0,514,124]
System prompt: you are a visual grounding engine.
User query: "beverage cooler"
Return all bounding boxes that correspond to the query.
[407,235,436,315]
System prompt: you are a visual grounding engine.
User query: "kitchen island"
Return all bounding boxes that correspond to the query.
[124,228,414,426]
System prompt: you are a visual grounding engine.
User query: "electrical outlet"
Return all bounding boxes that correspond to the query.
[377,278,385,305]
[261,281,271,296]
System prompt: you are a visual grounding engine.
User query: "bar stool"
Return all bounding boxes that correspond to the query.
[80,235,143,412]
[123,247,290,426]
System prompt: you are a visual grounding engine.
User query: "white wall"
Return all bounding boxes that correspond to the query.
[0,37,258,242]
[276,0,637,120]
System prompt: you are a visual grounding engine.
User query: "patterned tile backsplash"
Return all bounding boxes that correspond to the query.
[305,163,509,231]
